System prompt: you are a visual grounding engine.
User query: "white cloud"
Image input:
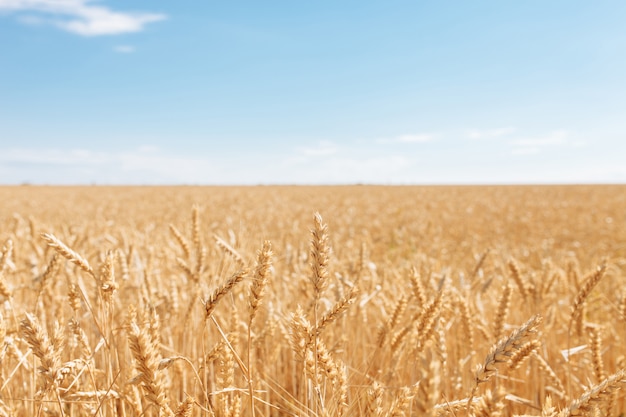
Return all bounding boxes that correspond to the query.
[137,145,159,153]
[1,138,621,185]
[16,13,43,25]
[510,129,570,154]
[511,129,568,147]
[396,134,433,143]
[298,141,338,156]
[0,144,421,185]
[282,154,412,184]
[467,127,515,139]
[510,146,539,155]
[0,147,216,184]
[376,133,434,144]
[113,45,134,53]
[0,0,166,36]
[0,147,108,165]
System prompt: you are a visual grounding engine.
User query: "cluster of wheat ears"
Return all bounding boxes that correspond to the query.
[0,185,624,416]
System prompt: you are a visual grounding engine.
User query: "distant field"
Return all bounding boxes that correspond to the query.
[0,185,624,416]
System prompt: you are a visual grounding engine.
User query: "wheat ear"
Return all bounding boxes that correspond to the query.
[584,328,604,386]
[508,258,533,300]
[377,295,408,348]
[191,204,202,266]
[508,340,541,371]
[456,293,474,349]
[566,263,608,396]
[316,287,357,337]
[387,386,415,417]
[0,239,13,275]
[493,283,512,341]
[68,318,92,359]
[127,307,172,416]
[99,250,118,305]
[0,241,12,300]
[364,380,385,417]
[36,254,60,302]
[203,268,249,319]
[569,263,607,329]
[169,224,191,259]
[468,314,543,414]
[309,211,332,414]
[472,388,505,417]
[559,369,626,417]
[310,212,330,299]
[20,313,60,389]
[409,267,427,307]
[41,233,95,278]
[414,288,445,353]
[470,248,490,280]
[248,240,272,323]
[247,240,272,417]
[618,292,626,322]
[214,234,246,267]
[475,314,543,383]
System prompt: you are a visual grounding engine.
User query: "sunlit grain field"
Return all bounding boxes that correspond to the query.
[0,185,625,417]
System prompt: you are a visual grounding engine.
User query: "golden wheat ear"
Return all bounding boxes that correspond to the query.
[468,314,543,413]
[248,240,273,323]
[569,263,608,329]
[310,212,331,300]
[41,233,95,277]
[560,369,626,417]
[126,306,173,416]
[203,268,249,320]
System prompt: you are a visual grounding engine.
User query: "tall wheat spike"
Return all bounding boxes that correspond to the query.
[559,369,626,417]
[469,315,543,413]
[569,263,608,328]
[41,233,94,277]
[127,307,173,416]
[203,268,249,319]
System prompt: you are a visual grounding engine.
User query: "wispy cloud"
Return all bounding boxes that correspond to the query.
[282,154,411,184]
[1,137,618,185]
[510,146,540,155]
[113,45,135,53]
[0,145,417,185]
[0,147,216,184]
[298,141,339,156]
[511,129,568,147]
[376,133,434,144]
[0,0,166,36]
[510,129,570,155]
[467,127,515,139]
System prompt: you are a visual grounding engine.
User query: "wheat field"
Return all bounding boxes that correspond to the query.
[0,185,624,417]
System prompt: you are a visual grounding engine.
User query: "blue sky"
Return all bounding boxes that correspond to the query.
[1,1,625,184]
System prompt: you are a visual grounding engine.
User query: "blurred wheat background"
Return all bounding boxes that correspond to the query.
[0,185,624,417]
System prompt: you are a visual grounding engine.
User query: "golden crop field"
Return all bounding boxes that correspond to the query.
[0,185,624,417]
